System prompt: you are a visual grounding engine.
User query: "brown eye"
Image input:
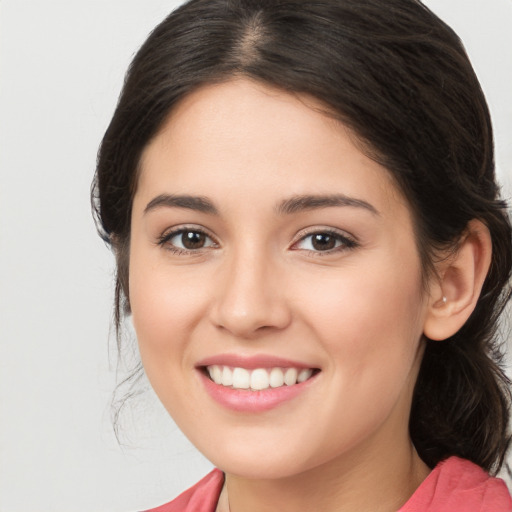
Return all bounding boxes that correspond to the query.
[159,228,216,252]
[311,233,336,251]
[181,230,206,249]
[293,230,358,254]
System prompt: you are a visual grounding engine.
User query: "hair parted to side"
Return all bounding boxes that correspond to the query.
[92,0,512,472]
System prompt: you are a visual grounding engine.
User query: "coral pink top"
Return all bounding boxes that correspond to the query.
[145,456,512,512]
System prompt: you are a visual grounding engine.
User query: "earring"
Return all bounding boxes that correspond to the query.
[434,296,447,308]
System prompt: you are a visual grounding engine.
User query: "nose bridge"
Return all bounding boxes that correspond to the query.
[211,241,290,337]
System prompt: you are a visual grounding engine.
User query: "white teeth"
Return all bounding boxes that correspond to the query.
[232,367,250,389]
[284,368,298,386]
[221,366,233,386]
[250,368,269,390]
[208,365,222,385]
[298,368,313,383]
[269,367,285,388]
[206,365,316,390]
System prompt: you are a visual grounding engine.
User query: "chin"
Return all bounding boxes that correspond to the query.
[215,455,312,481]
[194,431,329,481]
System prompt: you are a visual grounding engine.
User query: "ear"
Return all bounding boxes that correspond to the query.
[423,219,492,341]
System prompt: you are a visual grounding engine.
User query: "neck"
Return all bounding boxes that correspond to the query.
[220,437,430,512]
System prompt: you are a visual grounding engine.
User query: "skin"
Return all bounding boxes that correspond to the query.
[129,78,446,511]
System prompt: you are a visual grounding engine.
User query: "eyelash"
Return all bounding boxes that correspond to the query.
[156,226,218,255]
[291,229,359,256]
[156,227,359,256]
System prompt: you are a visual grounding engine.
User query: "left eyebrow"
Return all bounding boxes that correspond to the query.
[144,194,219,215]
[277,194,379,216]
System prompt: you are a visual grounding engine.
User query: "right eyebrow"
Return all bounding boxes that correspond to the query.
[144,194,219,215]
[277,193,379,216]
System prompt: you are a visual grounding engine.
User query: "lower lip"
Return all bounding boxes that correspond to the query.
[198,370,318,412]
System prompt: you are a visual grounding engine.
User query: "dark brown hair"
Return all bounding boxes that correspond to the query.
[92,0,512,472]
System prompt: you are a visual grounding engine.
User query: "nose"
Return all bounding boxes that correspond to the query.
[210,250,292,339]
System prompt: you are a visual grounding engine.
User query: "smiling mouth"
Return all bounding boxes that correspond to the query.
[205,365,320,391]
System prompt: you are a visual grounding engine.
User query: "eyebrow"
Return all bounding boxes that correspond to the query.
[277,194,379,215]
[144,194,218,215]
[143,193,378,217]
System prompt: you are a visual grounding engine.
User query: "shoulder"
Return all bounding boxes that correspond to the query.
[142,469,224,512]
[400,456,512,512]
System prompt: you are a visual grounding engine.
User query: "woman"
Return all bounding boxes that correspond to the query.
[92,0,512,510]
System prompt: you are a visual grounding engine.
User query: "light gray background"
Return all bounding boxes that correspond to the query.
[0,1,511,511]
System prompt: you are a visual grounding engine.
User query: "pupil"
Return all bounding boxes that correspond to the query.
[182,231,205,249]
[312,233,335,251]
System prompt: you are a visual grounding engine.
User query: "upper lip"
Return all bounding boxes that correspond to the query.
[196,353,317,370]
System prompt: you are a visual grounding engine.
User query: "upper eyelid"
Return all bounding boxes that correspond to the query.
[292,226,357,243]
[158,225,219,245]
[160,224,214,237]
[156,225,357,249]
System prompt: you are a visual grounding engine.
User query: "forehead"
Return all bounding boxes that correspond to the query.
[136,79,408,218]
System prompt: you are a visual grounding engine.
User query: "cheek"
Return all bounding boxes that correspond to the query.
[128,264,216,429]
[299,252,425,380]
[128,248,209,374]
[289,260,425,448]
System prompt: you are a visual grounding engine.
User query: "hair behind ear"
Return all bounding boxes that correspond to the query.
[411,213,512,474]
[411,336,511,472]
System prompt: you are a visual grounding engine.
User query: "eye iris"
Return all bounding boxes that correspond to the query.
[182,231,206,249]
[312,233,336,251]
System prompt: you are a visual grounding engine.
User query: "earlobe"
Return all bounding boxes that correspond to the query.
[423,220,492,341]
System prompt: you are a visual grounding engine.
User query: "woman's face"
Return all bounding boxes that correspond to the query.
[129,79,430,479]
